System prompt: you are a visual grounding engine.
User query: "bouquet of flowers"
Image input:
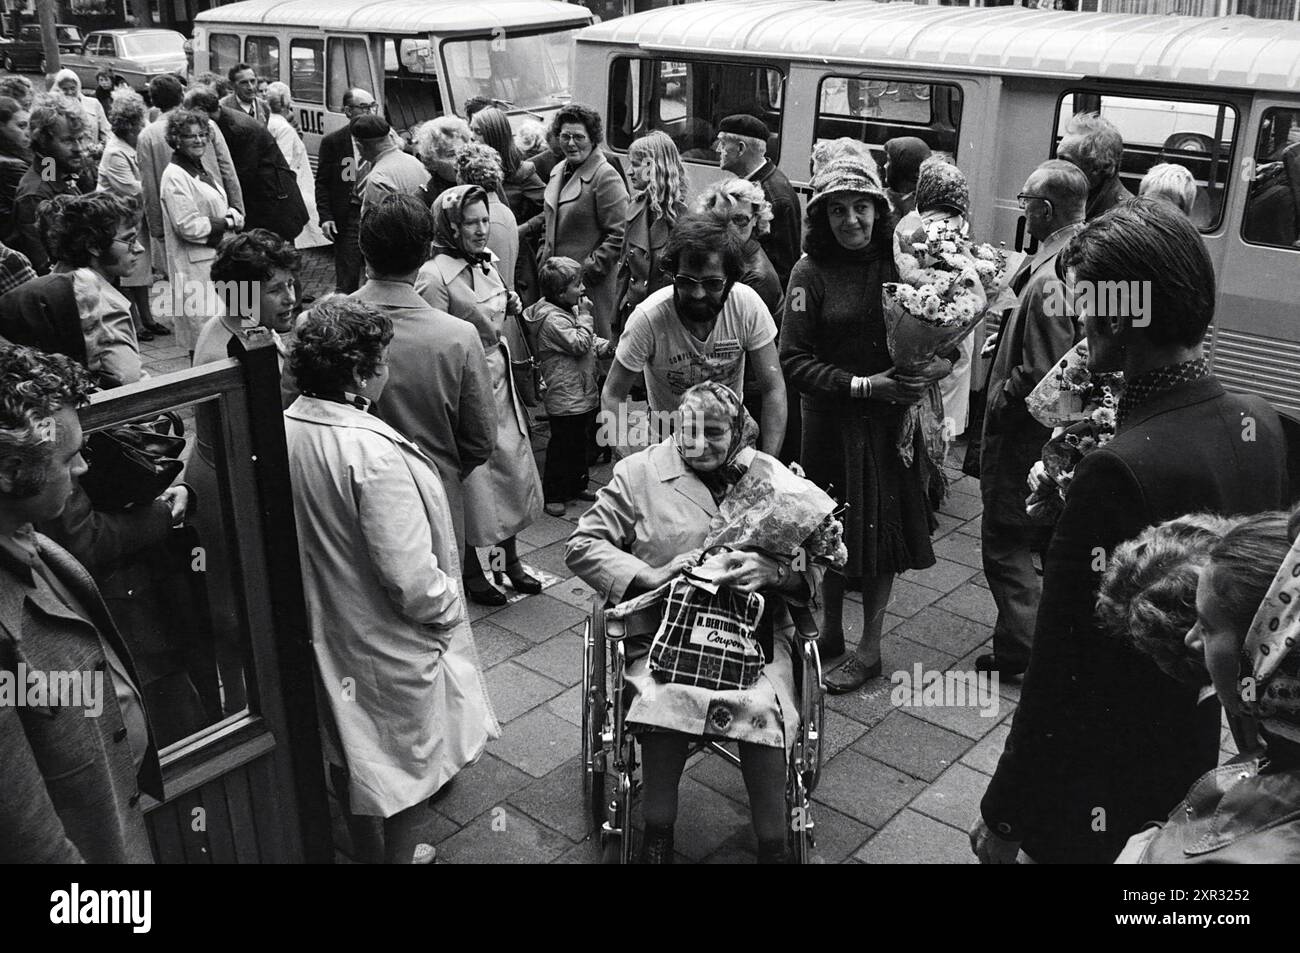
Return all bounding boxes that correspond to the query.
[702,455,848,569]
[883,217,1021,474]
[1024,341,1124,519]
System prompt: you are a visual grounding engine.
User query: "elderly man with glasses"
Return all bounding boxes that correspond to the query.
[601,214,786,458]
[976,158,1090,680]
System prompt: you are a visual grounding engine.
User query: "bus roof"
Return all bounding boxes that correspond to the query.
[578,0,1300,94]
[194,0,592,34]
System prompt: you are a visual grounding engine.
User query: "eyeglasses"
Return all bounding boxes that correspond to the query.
[180,133,209,143]
[112,234,139,247]
[1017,192,1053,211]
[672,274,727,295]
[558,132,589,144]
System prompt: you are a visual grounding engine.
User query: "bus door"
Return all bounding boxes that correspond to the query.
[1214,97,1300,417]
[377,35,446,142]
[287,31,329,171]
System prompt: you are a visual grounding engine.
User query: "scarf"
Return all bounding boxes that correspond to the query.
[1239,531,1300,748]
[430,184,493,271]
[676,381,758,504]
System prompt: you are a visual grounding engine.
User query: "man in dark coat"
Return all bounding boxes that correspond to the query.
[976,159,1089,678]
[715,113,800,288]
[1058,111,1134,221]
[315,87,376,293]
[185,87,307,244]
[972,199,1289,864]
[0,346,163,863]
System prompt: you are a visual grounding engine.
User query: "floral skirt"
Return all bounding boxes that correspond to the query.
[626,623,798,753]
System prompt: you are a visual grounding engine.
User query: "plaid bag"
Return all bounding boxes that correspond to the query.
[648,577,766,691]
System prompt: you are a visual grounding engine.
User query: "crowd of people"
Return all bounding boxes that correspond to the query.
[2,69,1299,867]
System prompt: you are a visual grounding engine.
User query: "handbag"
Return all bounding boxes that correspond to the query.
[509,311,547,408]
[80,412,186,511]
[648,575,766,692]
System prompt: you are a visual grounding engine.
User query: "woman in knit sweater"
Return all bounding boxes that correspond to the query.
[779,156,952,693]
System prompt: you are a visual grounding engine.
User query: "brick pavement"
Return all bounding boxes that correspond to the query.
[142,247,1238,863]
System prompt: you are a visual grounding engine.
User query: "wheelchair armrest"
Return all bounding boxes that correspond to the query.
[787,602,820,642]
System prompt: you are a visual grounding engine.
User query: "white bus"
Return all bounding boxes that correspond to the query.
[575,0,1300,415]
[191,0,593,166]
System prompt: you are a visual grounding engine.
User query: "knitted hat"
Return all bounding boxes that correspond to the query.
[914,156,969,218]
[807,155,889,216]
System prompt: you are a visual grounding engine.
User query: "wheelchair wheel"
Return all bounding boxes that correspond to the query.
[581,605,608,830]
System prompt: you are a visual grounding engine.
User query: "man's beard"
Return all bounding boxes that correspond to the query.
[674,289,726,324]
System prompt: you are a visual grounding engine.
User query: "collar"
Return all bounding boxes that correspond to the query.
[0,524,39,582]
[170,150,207,177]
[1116,358,1213,430]
[1028,221,1086,273]
[743,159,773,182]
[285,394,422,455]
[354,277,430,310]
[427,251,498,284]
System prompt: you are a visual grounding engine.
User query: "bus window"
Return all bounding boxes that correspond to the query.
[210,33,241,75]
[1054,92,1237,231]
[382,37,444,135]
[328,37,372,114]
[290,39,324,105]
[440,28,580,116]
[813,75,963,169]
[245,35,280,85]
[608,57,786,163]
[1242,108,1300,249]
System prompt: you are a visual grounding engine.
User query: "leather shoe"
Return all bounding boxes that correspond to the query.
[144,320,171,335]
[464,578,506,606]
[575,489,598,502]
[544,501,567,517]
[137,327,155,342]
[975,654,1024,679]
[823,655,882,694]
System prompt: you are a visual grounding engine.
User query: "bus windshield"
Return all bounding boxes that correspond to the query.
[441,28,578,115]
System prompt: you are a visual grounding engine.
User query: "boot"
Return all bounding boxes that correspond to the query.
[640,823,674,864]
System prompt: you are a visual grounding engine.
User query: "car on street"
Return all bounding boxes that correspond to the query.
[0,23,84,74]
[61,28,187,92]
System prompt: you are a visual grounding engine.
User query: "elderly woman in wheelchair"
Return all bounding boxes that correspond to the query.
[566,382,830,863]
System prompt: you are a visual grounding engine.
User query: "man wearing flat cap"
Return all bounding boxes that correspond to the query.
[351,114,429,221]
[715,114,800,288]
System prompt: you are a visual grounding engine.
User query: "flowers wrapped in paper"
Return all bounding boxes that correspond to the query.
[702,455,848,569]
[884,217,1021,477]
[1024,341,1124,519]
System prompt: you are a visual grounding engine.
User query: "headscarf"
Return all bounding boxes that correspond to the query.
[675,381,758,503]
[915,156,969,219]
[883,137,931,190]
[430,183,492,266]
[52,69,84,98]
[1240,534,1300,745]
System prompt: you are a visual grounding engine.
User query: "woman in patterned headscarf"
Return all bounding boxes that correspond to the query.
[416,185,543,606]
[1117,507,1300,863]
[566,381,813,864]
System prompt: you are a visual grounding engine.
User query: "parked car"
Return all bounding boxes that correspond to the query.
[62,29,187,92]
[0,23,84,74]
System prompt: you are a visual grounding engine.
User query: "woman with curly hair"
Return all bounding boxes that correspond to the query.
[1096,513,1256,751]
[98,90,168,341]
[470,107,546,223]
[159,108,243,355]
[412,115,472,207]
[615,130,686,331]
[531,102,628,340]
[695,177,780,314]
[780,156,952,693]
[284,294,498,864]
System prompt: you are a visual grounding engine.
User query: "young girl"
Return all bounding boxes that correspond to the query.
[528,256,611,516]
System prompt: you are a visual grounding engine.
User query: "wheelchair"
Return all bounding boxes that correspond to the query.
[580,591,826,863]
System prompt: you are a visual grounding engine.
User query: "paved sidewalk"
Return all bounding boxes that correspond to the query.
[143,249,1237,863]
